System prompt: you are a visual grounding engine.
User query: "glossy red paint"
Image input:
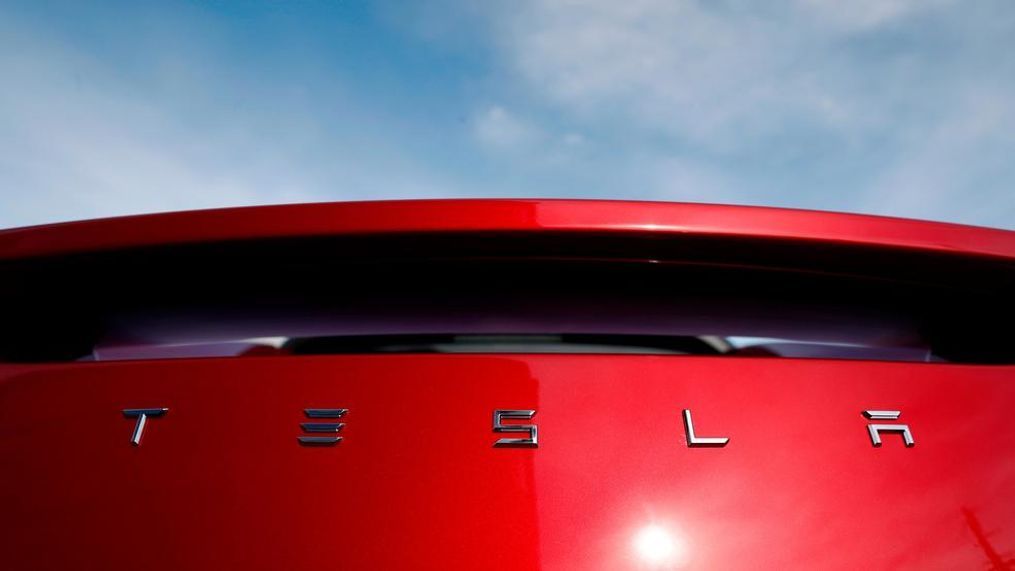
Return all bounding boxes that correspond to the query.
[1,356,1014,569]
[1,200,1014,570]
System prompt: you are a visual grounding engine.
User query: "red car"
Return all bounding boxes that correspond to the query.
[1,199,1013,570]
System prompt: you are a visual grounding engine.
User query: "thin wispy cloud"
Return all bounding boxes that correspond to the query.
[473,105,541,151]
[477,0,1015,224]
[1,0,1013,229]
[0,2,469,228]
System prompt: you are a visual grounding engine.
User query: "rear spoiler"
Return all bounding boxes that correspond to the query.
[3,199,1015,262]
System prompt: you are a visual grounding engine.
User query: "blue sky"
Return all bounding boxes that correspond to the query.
[2,0,1014,229]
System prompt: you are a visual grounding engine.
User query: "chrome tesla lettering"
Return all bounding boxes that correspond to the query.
[122,408,168,446]
[298,408,347,445]
[681,409,729,447]
[862,410,914,447]
[493,409,538,447]
[115,405,923,449]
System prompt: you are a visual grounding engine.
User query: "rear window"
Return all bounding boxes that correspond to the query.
[1,233,1011,363]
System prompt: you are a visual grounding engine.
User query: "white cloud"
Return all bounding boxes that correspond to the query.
[487,0,957,146]
[795,0,948,31]
[467,0,1015,227]
[472,105,541,150]
[646,156,743,205]
[860,87,1015,225]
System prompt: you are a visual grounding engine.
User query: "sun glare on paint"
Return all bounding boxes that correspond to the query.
[633,524,689,567]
